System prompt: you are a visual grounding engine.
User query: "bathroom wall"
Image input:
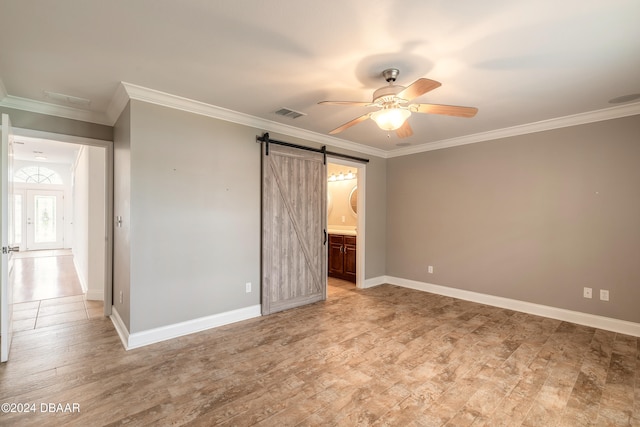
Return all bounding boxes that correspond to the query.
[327,164,357,228]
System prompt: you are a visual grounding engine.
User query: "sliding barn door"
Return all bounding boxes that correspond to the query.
[262,143,327,315]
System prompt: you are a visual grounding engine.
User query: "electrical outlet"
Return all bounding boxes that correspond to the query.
[245,282,251,293]
[428,265,434,274]
[583,287,592,299]
[600,289,609,301]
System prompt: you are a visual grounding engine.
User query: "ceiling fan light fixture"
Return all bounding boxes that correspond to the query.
[371,107,411,131]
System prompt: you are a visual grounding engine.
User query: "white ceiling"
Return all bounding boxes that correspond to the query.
[12,136,79,165]
[1,0,639,155]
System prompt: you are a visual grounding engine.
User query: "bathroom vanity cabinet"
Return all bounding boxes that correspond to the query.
[328,234,356,283]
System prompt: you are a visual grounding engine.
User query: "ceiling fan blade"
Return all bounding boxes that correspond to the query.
[396,78,441,101]
[329,113,371,134]
[396,121,413,138]
[412,103,478,118]
[318,101,372,107]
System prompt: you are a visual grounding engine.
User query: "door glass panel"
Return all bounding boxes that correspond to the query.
[14,194,22,244]
[34,195,56,243]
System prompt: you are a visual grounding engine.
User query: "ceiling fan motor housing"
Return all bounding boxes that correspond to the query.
[382,68,400,82]
[372,85,406,104]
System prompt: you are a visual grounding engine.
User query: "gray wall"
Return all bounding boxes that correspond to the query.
[113,103,131,328]
[127,101,262,332]
[387,114,640,323]
[362,155,387,279]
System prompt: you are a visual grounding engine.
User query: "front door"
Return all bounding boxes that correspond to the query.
[25,189,64,250]
[261,143,327,315]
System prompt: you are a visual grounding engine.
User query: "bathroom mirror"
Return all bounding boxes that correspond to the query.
[349,186,357,216]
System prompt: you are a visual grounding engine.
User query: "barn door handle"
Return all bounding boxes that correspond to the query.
[323,229,327,245]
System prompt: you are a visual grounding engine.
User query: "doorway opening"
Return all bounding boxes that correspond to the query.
[11,130,112,321]
[327,158,365,292]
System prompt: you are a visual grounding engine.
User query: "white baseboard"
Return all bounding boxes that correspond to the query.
[110,305,262,351]
[385,276,640,337]
[85,289,104,301]
[362,275,389,289]
[109,306,130,350]
[72,257,88,293]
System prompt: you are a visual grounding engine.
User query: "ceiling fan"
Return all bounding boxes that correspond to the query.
[319,68,478,138]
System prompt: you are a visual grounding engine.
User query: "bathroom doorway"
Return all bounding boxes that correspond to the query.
[326,158,365,290]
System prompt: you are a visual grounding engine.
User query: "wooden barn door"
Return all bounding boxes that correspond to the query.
[261,143,326,315]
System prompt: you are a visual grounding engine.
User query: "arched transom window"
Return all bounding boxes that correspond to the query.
[14,166,63,184]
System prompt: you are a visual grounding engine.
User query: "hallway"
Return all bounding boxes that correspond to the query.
[11,250,104,333]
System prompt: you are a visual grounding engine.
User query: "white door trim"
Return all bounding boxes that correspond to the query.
[1,113,16,362]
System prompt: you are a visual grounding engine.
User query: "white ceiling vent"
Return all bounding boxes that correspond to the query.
[44,90,91,107]
[275,107,306,119]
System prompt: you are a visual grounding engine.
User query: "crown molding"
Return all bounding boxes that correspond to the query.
[387,102,640,158]
[0,78,7,100]
[106,82,130,124]
[0,93,112,126]
[1,75,111,125]
[4,75,639,159]
[117,82,389,158]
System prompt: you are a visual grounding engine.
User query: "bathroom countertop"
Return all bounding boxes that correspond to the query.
[327,228,357,236]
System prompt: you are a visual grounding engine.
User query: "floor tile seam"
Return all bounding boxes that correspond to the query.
[213,393,300,426]
[35,316,92,330]
[559,387,605,425]
[302,387,382,426]
[82,299,92,319]
[0,378,73,405]
[0,366,57,388]
[504,355,554,424]
[36,307,89,321]
[11,320,110,341]
[35,299,42,321]
[417,357,495,414]
[522,364,583,426]
[493,343,547,385]
[39,294,85,304]
[449,374,522,424]
[359,392,413,426]
[36,306,88,318]
[264,376,400,426]
[197,383,287,424]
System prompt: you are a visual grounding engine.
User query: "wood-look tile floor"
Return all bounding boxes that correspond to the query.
[1,279,638,426]
[9,249,103,334]
[12,250,84,303]
[13,296,104,332]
